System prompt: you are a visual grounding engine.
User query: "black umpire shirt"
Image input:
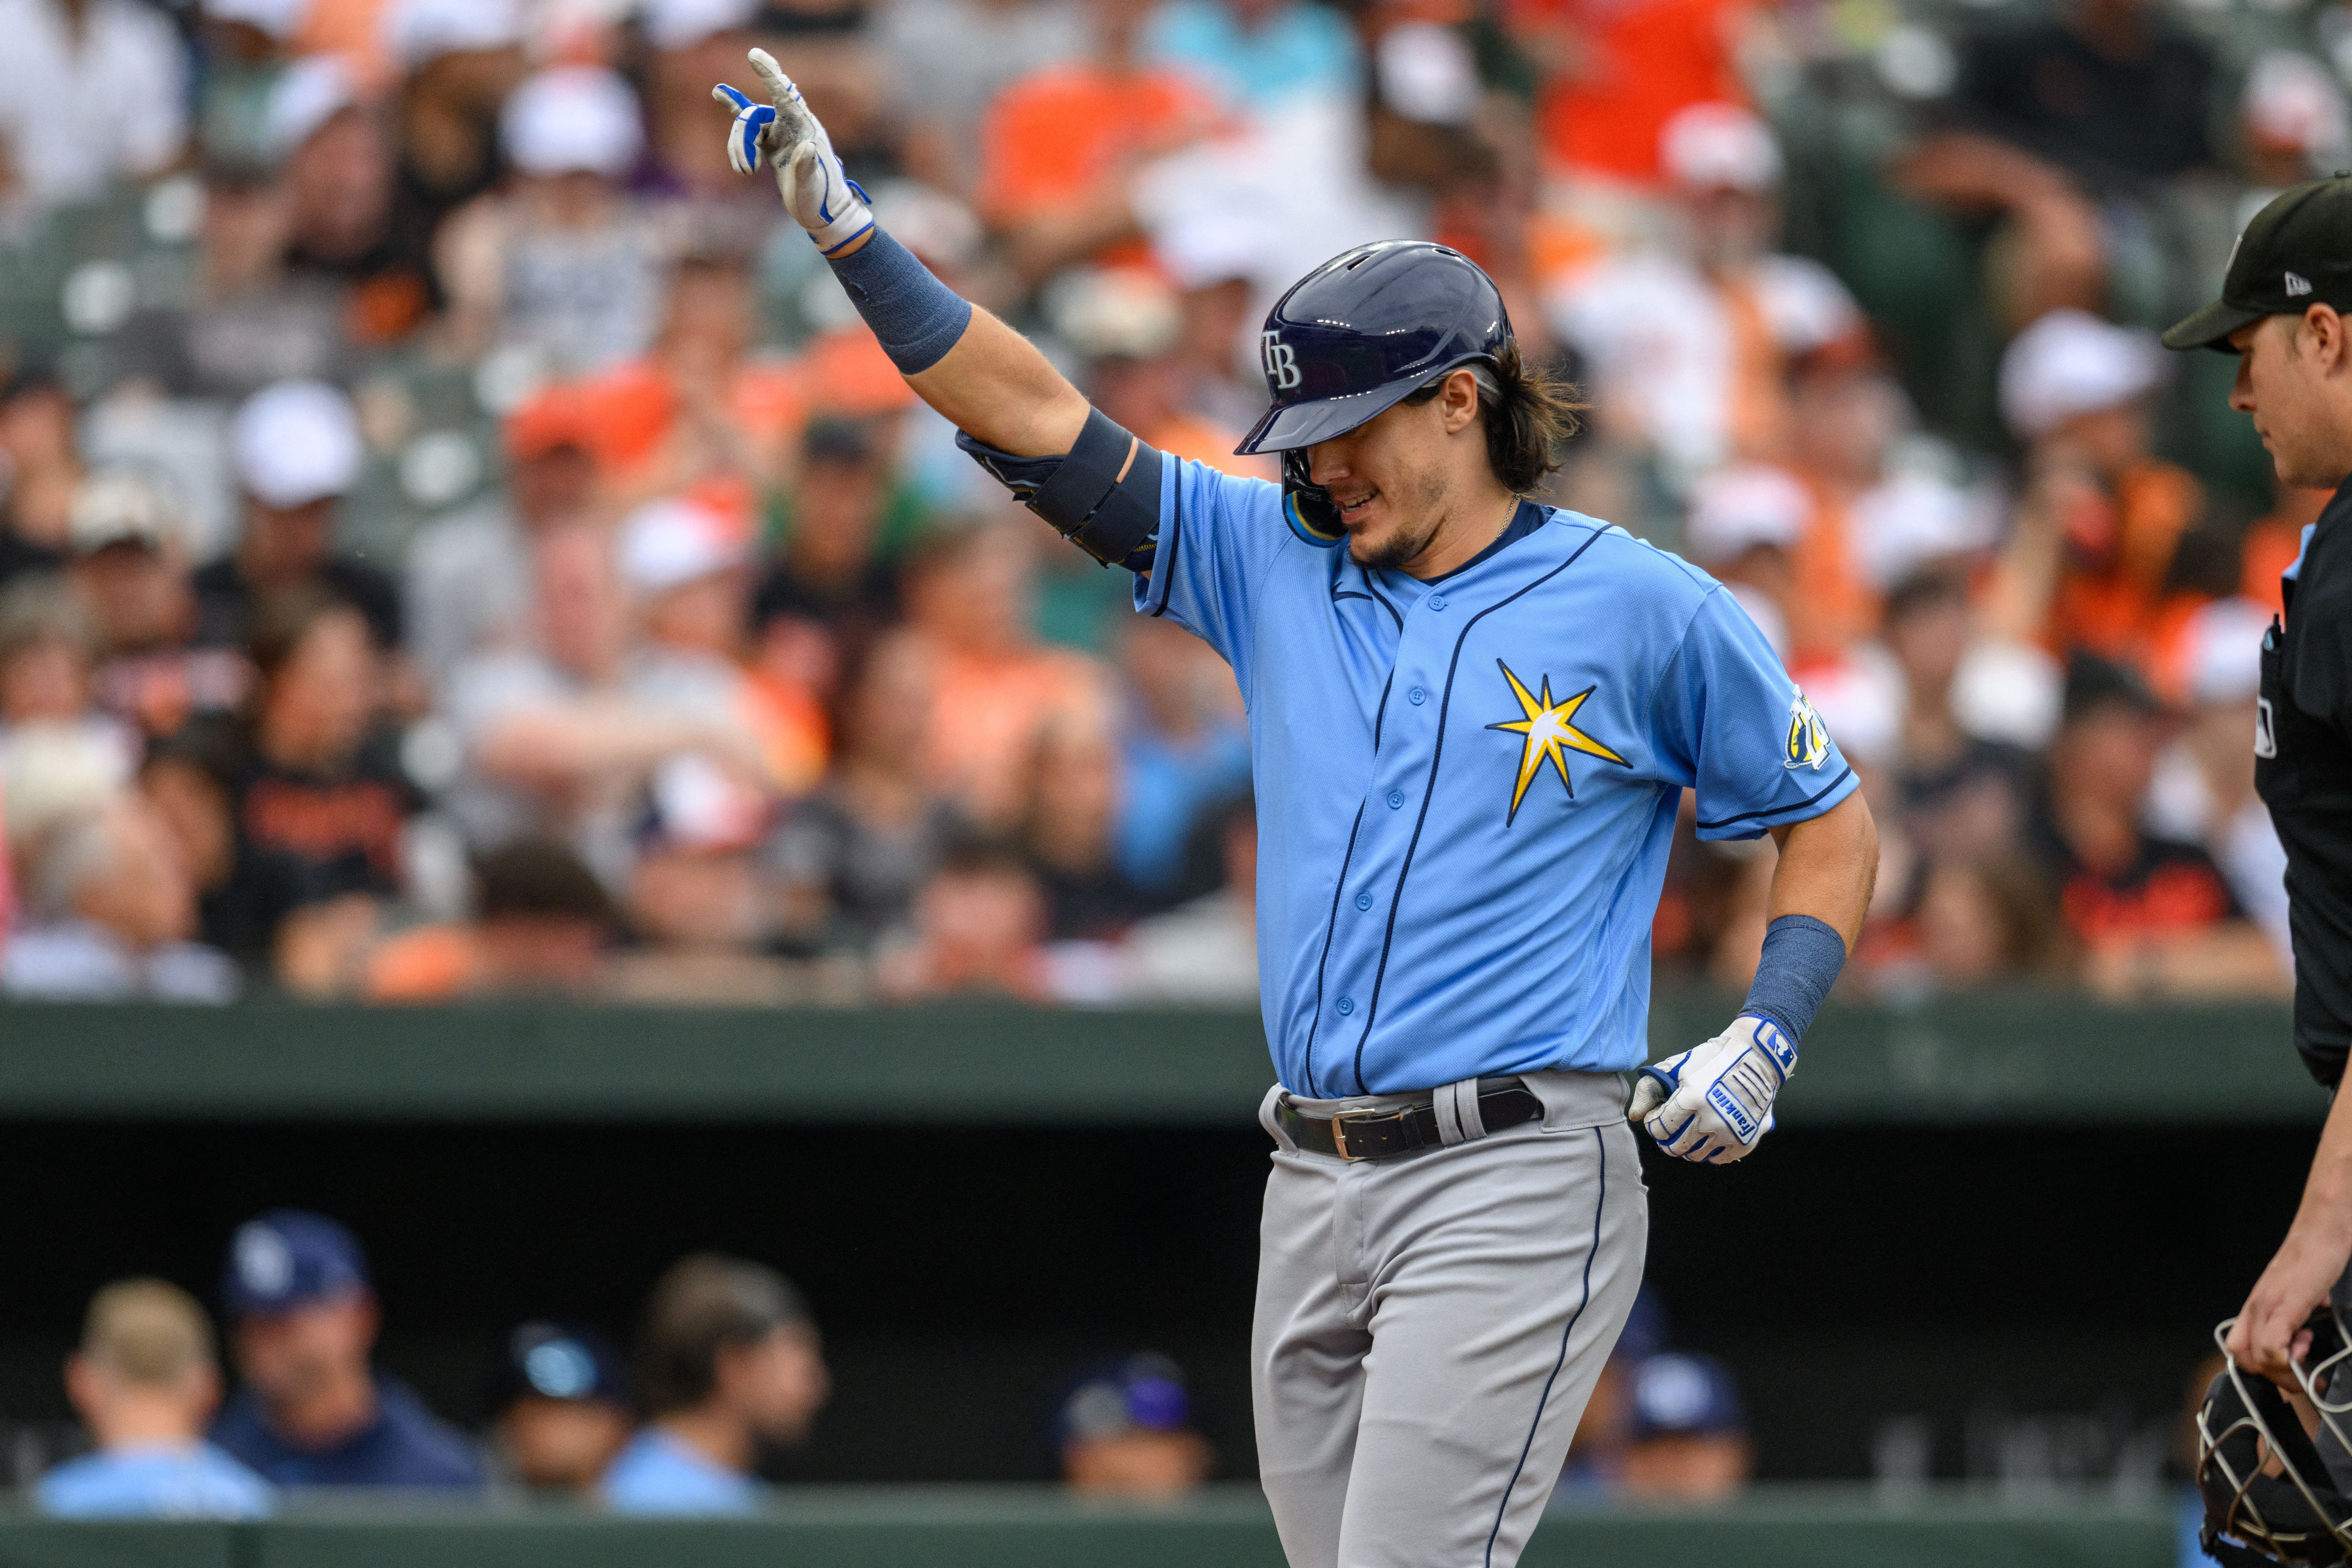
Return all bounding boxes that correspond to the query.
[2261,477,2352,1087]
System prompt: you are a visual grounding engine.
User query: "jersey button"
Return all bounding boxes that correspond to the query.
[1336,996,1355,1015]
[1408,686,1426,705]
[1428,594,1448,611]
[1386,789,1405,809]
[1355,891,1373,911]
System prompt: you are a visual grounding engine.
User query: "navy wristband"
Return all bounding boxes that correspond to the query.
[825,229,973,376]
[1740,913,1846,1043]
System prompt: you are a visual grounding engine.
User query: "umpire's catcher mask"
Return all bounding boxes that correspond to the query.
[1235,240,1512,545]
[2200,1311,2352,1566]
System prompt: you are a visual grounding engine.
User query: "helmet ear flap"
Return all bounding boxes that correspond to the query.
[1281,449,1345,546]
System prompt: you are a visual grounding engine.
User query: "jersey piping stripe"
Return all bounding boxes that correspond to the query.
[1484,1125,1607,1567]
[1347,525,1607,1093]
[1694,763,1854,832]
[1143,469,1183,619]
[1298,800,1369,1100]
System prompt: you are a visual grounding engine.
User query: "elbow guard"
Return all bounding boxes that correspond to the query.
[957,408,1162,572]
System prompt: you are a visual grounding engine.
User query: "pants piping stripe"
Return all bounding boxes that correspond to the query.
[1483,1125,1606,1568]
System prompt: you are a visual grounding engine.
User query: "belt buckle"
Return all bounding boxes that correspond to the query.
[1330,1111,1371,1161]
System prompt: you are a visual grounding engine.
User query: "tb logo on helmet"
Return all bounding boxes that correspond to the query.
[1260,332,1301,392]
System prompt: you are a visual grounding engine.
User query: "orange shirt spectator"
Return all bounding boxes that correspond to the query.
[979,63,1217,270]
[1509,0,1747,186]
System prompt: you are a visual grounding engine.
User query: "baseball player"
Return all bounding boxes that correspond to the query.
[714,53,1878,1566]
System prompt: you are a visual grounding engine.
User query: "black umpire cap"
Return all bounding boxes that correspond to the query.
[2165,174,2352,352]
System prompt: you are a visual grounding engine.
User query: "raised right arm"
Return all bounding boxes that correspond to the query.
[716,50,1089,459]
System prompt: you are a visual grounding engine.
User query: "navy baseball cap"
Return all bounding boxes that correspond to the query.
[1052,1353,1194,1446]
[1627,1352,1748,1441]
[221,1209,371,1319]
[490,1322,631,1411]
[2164,174,2352,352]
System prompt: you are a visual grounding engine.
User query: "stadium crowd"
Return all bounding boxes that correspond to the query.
[0,0,2328,1005]
[25,1209,1747,1511]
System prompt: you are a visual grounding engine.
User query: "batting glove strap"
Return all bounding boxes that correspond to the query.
[714,50,874,255]
[1636,1015,1795,1165]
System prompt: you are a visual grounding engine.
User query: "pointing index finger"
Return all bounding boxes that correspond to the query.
[748,48,796,108]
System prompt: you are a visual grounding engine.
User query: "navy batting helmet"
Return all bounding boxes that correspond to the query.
[1236,240,1515,543]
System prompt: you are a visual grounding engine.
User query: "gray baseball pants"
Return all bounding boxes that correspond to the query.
[1252,1070,1648,1568]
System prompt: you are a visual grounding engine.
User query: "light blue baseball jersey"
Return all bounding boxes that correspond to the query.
[1132,463,1855,1097]
[37,1441,274,1519]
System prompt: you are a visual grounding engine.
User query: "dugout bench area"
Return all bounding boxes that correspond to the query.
[0,991,2315,1566]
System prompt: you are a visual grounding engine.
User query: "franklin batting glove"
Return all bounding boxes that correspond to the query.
[1627,1015,1796,1164]
[713,48,873,256]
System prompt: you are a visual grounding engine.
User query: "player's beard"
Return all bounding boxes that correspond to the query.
[1347,469,1449,572]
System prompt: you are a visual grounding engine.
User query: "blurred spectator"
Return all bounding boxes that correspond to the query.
[190,590,419,981]
[269,57,437,346]
[563,252,815,511]
[438,65,666,380]
[365,837,619,1000]
[380,0,528,252]
[196,382,402,657]
[602,1254,828,1515]
[768,630,965,952]
[1898,0,2217,328]
[1142,0,1359,116]
[67,471,245,742]
[1901,853,2068,991]
[1618,1351,1750,1500]
[36,1279,270,1520]
[623,492,823,795]
[902,521,1109,828]
[2147,596,2292,966]
[642,0,771,202]
[116,160,351,400]
[1054,1352,1211,1495]
[0,574,137,845]
[1021,717,1144,939]
[1986,310,2203,677]
[487,1322,633,1494]
[1507,0,1744,195]
[873,832,1051,1000]
[977,0,1219,283]
[751,419,914,728]
[608,756,800,1004]
[3,794,240,1002]
[0,369,81,581]
[879,0,1077,193]
[195,0,302,171]
[405,387,598,696]
[1883,571,2034,869]
[1119,791,1256,1004]
[212,1210,485,1488]
[2029,654,2281,1001]
[2239,52,2348,200]
[1548,104,1864,486]
[1113,613,1247,896]
[0,0,188,214]
[446,521,766,889]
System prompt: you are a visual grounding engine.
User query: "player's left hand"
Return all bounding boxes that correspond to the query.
[712,48,872,255]
[1627,1015,1796,1164]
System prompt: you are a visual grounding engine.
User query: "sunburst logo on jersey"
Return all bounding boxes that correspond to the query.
[1486,660,1629,824]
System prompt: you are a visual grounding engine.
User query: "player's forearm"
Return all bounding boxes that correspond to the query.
[906,304,1091,457]
[1765,791,1878,951]
[825,228,1089,458]
[2290,1085,2352,1251]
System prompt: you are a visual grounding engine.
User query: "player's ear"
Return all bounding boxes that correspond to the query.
[1441,368,1482,434]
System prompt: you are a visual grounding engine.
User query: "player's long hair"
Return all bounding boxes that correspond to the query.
[1405,343,1586,497]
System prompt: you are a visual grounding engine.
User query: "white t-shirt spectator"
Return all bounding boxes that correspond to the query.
[0,0,189,212]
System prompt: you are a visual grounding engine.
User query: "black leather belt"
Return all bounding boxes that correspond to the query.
[1277,1078,1541,1162]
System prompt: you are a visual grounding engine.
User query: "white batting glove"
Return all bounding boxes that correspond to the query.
[711,48,874,256]
[1626,1015,1796,1164]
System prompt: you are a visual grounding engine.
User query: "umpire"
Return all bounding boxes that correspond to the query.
[2165,175,2352,1380]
